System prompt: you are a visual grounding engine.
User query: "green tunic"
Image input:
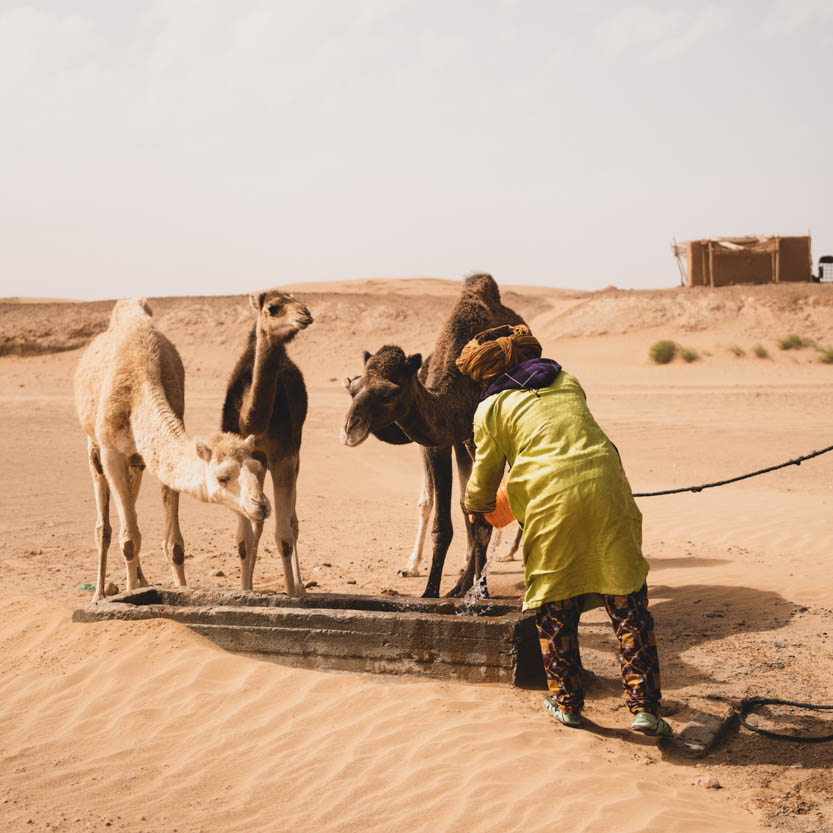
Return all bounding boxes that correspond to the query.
[465,371,648,611]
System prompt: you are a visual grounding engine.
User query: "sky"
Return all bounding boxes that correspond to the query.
[1,0,831,300]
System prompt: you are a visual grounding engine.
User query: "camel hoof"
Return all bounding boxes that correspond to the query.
[397,568,420,577]
[420,587,440,599]
[496,553,515,562]
[104,582,120,597]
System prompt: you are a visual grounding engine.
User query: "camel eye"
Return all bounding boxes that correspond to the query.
[268,304,281,316]
[378,386,399,402]
[217,474,230,486]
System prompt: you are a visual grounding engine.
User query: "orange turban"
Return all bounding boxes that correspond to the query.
[455,324,542,384]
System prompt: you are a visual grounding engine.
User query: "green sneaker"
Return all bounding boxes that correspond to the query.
[631,711,673,737]
[543,695,582,727]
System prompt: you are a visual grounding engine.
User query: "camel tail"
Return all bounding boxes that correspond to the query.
[462,273,500,306]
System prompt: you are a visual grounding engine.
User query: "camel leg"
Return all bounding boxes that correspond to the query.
[497,525,523,562]
[236,460,267,590]
[127,454,149,588]
[87,440,112,603]
[398,448,434,577]
[270,454,304,597]
[289,459,303,591]
[446,442,492,597]
[161,485,187,586]
[99,446,142,594]
[236,514,264,591]
[421,446,453,598]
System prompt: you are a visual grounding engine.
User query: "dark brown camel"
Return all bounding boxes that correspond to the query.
[345,363,524,574]
[343,356,435,577]
[341,274,526,597]
[222,289,312,594]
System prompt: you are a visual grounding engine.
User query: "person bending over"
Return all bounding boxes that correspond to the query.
[457,324,672,737]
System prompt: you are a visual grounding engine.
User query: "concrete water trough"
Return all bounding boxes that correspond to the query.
[73,587,545,686]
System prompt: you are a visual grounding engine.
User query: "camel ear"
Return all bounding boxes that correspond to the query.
[405,353,422,375]
[249,292,266,312]
[362,350,372,365]
[342,376,353,391]
[194,440,212,462]
[243,434,256,451]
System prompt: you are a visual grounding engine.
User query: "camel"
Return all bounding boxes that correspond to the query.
[75,298,271,603]
[343,358,434,578]
[345,369,523,574]
[221,289,312,594]
[341,274,527,597]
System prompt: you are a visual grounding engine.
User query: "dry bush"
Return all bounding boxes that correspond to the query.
[778,334,813,350]
[752,344,770,359]
[649,340,677,364]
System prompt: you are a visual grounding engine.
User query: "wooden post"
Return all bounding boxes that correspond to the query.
[672,238,687,286]
[708,240,714,287]
[772,237,781,283]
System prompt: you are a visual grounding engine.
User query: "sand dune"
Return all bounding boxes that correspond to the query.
[1,597,761,833]
[1,278,832,833]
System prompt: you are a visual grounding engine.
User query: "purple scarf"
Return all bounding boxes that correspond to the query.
[482,357,562,399]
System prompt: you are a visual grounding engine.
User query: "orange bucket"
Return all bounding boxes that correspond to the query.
[484,483,515,529]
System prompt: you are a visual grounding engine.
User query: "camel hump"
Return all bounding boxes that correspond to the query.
[109,297,153,328]
[462,273,500,307]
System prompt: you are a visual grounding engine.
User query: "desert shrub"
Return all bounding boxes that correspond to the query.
[679,347,699,363]
[777,334,812,350]
[649,340,677,364]
[729,345,745,357]
[752,344,770,359]
[818,348,833,365]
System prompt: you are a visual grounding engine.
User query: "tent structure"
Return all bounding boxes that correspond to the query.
[672,235,813,287]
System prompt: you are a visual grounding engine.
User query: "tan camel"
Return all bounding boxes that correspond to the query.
[75,298,271,603]
[222,289,312,594]
[341,274,527,597]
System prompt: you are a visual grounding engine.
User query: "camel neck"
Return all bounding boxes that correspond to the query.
[131,383,208,500]
[397,378,468,447]
[240,331,287,436]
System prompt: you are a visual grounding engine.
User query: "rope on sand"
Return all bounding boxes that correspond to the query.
[630,444,833,742]
[739,698,833,743]
[632,443,833,498]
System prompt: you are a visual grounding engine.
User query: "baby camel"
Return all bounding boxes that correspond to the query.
[222,289,312,594]
[75,298,270,603]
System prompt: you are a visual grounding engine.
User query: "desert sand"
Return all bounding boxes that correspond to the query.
[1,279,832,833]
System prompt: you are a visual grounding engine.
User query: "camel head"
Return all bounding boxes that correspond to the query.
[250,289,313,343]
[194,433,272,522]
[341,346,422,447]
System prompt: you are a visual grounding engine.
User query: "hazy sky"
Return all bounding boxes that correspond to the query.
[1,0,831,299]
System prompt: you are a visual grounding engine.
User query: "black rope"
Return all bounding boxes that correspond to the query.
[739,697,833,743]
[628,445,833,742]
[632,443,833,497]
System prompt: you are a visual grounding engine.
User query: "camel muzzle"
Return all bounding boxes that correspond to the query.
[294,309,313,329]
[247,498,271,521]
[341,420,370,447]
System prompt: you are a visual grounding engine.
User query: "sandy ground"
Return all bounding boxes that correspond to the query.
[1,279,832,833]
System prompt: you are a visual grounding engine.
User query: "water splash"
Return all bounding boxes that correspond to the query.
[457,527,505,616]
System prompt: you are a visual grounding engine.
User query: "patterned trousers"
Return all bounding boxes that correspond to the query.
[535,584,662,715]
